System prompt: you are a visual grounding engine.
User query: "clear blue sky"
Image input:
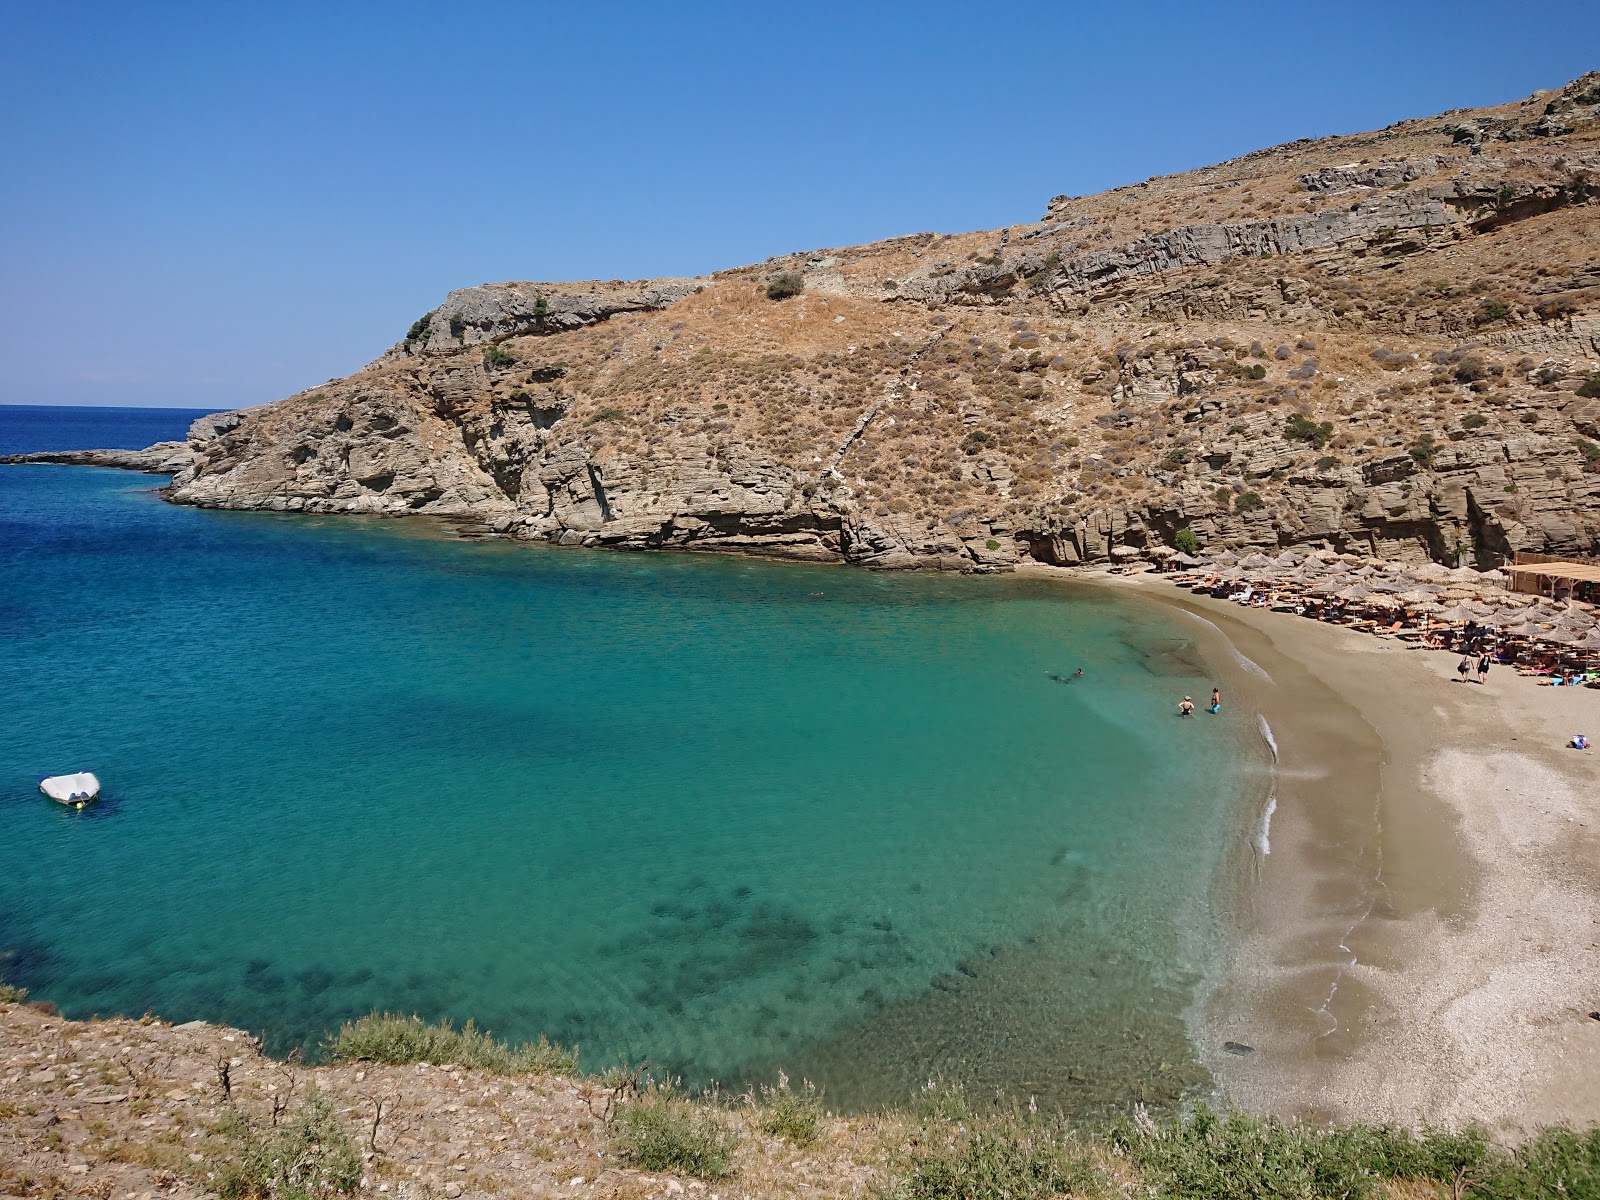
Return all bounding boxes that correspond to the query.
[2,2,1595,409]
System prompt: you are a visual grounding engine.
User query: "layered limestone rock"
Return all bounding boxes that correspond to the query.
[22,74,1600,573]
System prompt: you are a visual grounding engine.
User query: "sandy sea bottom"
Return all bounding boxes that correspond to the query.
[0,465,1270,1113]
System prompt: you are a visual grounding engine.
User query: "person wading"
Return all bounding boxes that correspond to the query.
[1210,687,1221,714]
[1179,696,1195,717]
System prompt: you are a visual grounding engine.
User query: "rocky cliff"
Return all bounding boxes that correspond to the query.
[94,75,1600,569]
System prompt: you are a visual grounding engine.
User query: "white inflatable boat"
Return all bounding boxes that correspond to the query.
[40,772,101,806]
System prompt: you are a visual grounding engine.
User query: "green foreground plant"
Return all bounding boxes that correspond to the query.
[325,1012,576,1075]
[610,1081,740,1179]
[876,1116,1102,1200]
[212,1089,361,1200]
[752,1073,824,1148]
[0,980,27,1003]
[1108,1103,1600,1200]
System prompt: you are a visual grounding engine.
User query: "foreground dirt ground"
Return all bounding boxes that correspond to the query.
[0,1002,894,1200]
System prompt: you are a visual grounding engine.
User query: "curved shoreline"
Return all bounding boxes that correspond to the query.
[1057,564,1600,1134]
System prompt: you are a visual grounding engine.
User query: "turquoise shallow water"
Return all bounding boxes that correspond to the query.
[0,464,1260,1112]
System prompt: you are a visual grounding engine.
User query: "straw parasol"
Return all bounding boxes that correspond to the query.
[1396,588,1442,607]
[1436,603,1481,624]
[1337,584,1376,602]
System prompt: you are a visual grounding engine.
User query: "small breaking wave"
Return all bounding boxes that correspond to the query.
[1232,648,1273,682]
[1257,714,1279,762]
[1177,610,1274,683]
[1256,793,1278,856]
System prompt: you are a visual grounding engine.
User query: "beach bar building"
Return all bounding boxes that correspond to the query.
[1504,551,1600,602]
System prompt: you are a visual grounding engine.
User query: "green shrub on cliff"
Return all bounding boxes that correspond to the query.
[213,1088,361,1200]
[876,1117,1102,1200]
[1174,527,1200,555]
[326,1012,576,1075]
[484,343,518,369]
[765,272,804,301]
[611,1082,740,1178]
[754,1074,824,1147]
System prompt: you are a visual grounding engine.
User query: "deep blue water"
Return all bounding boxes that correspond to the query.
[0,404,212,455]
[0,459,1263,1112]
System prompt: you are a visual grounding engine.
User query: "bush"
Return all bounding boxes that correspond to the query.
[1316,455,1341,470]
[754,1075,823,1148]
[1577,439,1600,471]
[1479,297,1511,323]
[1409,434,1438,465]
[910,1078,970,1124]
[589,407,627,424]
[1174,528,1200,555]
[1462,412,1489,430]
[405,311,436,344]
[765,272,804,301]
[0,981,27,1003]
[1453,355,1490,384]
[962,430,994,454]
[213,1089,361,1200]
[1162,447,1191,470]
[611,1083,739,1179]
[876,1118,1102,1200]
[1487,1125,1600,1197]
[484,344,518,369]
[1578,373,1600,399]
[1113,1106,1497,1200]
[325,1012,576,1075]
[448,314,468,339]
[1236,492,1265,511]
[1283,412,1334,449]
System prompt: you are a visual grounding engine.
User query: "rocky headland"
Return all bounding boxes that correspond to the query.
[10,75,1600,572]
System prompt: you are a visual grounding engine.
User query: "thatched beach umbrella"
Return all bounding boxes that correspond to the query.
[1436,603,1481,624]
[1337,584,1376,602]
[1503,619,1548,639]
[1404,563,1453,583]
[1396,589,1441,607]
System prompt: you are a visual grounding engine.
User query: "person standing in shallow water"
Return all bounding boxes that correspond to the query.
[1210,687,1221,714]
[1179,696,1195,717]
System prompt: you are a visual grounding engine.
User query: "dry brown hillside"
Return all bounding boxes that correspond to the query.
[150,74,1600,571]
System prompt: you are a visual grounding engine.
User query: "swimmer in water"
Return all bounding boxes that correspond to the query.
[1075,668,1083,678]
[1179,695,1195,717]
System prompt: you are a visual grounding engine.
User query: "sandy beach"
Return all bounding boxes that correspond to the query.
[1026,562,1600,1135]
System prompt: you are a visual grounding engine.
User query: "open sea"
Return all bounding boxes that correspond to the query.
[0,408,1265,1114]
[0,404,210,455]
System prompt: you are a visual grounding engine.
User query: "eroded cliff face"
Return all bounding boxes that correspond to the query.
[164,74,1600,571]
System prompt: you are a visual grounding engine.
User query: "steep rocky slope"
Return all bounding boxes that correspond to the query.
[159,75,1600,570]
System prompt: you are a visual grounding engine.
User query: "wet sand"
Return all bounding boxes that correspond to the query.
[1031,564,1600,1134]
